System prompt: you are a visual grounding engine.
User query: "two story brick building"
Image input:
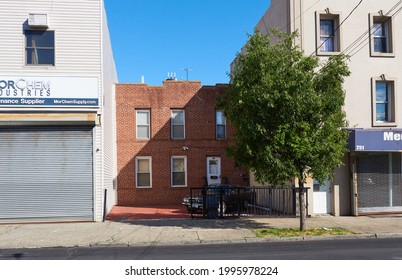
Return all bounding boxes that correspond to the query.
[116,80,248,206]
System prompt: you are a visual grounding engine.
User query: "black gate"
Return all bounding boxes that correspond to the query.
[183,185,308,218]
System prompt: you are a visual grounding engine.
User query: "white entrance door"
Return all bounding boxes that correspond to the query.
[313,179,331,214]
[206,157,221,185]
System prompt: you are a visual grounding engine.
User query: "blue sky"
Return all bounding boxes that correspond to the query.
[104,0,271,86]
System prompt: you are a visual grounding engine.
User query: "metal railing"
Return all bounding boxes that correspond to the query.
[184,186,309,219]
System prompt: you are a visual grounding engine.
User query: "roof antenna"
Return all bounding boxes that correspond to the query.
[182,67,193,81]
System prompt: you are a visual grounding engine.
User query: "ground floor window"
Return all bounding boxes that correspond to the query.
[171,156,187,187]
[136,157,152,188]
[356,152,402,212]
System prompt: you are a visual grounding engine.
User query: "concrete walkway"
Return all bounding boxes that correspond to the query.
[1,214,402,249]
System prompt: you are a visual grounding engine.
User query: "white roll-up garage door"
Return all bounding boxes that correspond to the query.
[0,126,94,223]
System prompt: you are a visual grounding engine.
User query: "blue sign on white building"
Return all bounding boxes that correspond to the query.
[348,129,402,151]
[0,76,99,108]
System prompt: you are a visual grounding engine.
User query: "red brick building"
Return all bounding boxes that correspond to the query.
[116,80,247,206]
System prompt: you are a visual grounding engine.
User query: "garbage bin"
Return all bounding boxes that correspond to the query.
[205,192,219,218]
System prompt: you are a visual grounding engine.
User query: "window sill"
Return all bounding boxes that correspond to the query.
[372,122,397,127]
[316,51,341,56]
[171,185,187,188]
[370,52,395,58]
[136,186,152,189]
[24,64,55,69]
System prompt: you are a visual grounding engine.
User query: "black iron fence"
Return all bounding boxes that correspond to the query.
[183,185,309,218]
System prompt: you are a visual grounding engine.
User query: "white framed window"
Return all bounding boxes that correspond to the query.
[216,110,226,139]
[171,109,185,139]
[25,30,55,65]
[171,156,187,187]
[316,11,341,55]
[136,157,152,188]
[370,13,394,57]
[136,109,150,140]
[372,77,397,126]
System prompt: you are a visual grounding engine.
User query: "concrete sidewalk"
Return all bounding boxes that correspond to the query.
[1,215,402,249]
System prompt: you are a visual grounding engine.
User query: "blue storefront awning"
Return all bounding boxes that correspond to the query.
[348,129,402,152]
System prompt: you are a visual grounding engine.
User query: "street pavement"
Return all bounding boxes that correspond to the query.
[1,214,402,249]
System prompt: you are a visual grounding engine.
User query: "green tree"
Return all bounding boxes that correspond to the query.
[218,31,350,230]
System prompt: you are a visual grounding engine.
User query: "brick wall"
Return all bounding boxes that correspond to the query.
[116,80,247,206]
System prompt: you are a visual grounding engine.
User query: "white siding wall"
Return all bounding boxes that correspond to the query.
[100,3,118,220]
[94,125,103,221]
[0,0,101,76]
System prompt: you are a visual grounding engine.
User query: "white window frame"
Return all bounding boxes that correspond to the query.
[136,109,150,140]
[171,109,185,140]
[136,156,152,188]
[372,76,397,127]
[171,156,187,187]
[316,11,342,56]
[216,110,226,139]
[370,13,394,57]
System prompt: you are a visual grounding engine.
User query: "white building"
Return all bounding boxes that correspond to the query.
[0,0,117,222]
[240,0,402,216]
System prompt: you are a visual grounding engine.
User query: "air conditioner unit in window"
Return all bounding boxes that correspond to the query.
[28,14,49,29]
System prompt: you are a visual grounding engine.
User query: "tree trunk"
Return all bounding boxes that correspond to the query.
[298,173,306,231]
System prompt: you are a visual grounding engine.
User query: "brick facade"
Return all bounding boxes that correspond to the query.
[116,80,248,206]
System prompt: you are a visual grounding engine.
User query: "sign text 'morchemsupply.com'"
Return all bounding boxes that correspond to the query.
[0,79,51,97]
[383,132,402,141]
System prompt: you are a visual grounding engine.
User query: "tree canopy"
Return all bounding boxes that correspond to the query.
[218,30,350,186]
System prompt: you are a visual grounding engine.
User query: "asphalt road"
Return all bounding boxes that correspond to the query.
[1,238,402,260]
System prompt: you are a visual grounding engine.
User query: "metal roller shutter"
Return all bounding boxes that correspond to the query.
[0,126,93,222]
[356,153,402,213]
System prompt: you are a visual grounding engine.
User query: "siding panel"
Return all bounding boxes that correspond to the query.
[0,0,101,75]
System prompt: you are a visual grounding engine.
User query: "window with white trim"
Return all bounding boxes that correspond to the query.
[136,109,150,140]
[171,110,185,139]
[316,11,341,55]
[370,14,394,56]
[136,157,152,188]
[216,110,226,139]
[171,156,187,187]
[372,78,396,126]
[25,30,55,65]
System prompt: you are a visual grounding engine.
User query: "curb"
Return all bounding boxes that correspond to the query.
[374,233,402,239]
[2,232,402,250]
[89,233,402,248]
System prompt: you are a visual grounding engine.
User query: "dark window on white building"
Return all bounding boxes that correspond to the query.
[25,30,55,65]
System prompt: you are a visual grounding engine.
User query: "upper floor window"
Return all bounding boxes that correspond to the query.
[25,30,55,65]
[136,109,150,140]
[316,11,341,55]
[216,111,226,139]
[171,109,185,139]
[370,14,394,56]
[372,77,396,126]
